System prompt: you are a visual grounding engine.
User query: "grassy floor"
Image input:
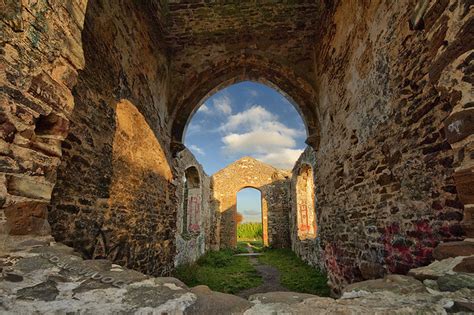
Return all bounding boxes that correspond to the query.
[258,248,330,296]
[173,244,329,297]
[173,249,262,294]
[237,239,264,253]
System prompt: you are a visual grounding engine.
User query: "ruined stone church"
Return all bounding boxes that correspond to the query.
[1,0,473,313]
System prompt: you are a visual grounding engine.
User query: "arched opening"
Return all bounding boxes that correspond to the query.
[237,187,264,246]
[184,81,308,174]
[182,166,201,236]
[170,57,321,154]
[184,81,303,249]
[296,164,317,240]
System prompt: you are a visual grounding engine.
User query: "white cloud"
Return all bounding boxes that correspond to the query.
[197,104,211,114]
[196,96,232,116]
[220,105,304,136]
[256,148,304,169]
[220,106,274,131]
[213,95,232,115]
[222,130,296,153]
[189,144,205,156]
[219,105,305,169]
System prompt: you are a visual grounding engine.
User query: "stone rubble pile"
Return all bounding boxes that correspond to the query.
[1,237,473,314]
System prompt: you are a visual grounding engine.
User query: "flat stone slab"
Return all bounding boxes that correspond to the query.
[408,256,469,280]
[249,291,318,305]
[2,236,474,314]
[437,273,474,292]
[343,275,427,295]
[186,285,253,314]
[433,241,474,260]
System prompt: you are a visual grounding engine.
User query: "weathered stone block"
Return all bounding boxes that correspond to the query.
[17,280,59,302]
[30,138,63,157]
[453,256,474,273]
[433,241,474,260]
[28,72,74,114]
[6,175,54,200]
[359,261,385,280]
[4,201,49,235]
[1,1,24,32]
[454,167,474,205]
[437,273,474,292]
[408,256,467,280]
[444,109,474,144]
[342,275,427,295]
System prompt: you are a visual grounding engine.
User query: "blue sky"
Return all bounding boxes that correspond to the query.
[184,81,307,222]
[237,188,262,222]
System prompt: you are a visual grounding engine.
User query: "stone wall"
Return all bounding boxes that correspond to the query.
[211,157,291,249]
[166,1,324,149]
[2,0,473,291]
[290,147,324,270]
[309,0,473,291]
[1,0,88,236]
[46,1,177,276]
[173,149,212,266]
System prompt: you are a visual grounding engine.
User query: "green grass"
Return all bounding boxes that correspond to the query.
[173,249,262,294]
[237,240,264,253]
[237,222,263,240]
[258,248,330,296]
[174,245,330,297]
[236,241,250,253]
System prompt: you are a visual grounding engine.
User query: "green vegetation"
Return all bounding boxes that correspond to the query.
[237,240,264,253]
[174,243,330,297]
[173,249,262,294]
[237,222,263,240]
[258,248,330,296]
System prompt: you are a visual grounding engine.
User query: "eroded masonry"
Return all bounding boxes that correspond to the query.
[1,0,473,304]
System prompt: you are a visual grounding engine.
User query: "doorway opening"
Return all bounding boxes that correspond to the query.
[237,188,264,249]
[182,166,201,236]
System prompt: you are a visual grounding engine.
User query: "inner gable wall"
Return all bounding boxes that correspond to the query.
[211,157,292,249]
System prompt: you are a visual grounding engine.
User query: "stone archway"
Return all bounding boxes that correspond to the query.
[211,157,291,249]
[169,55,321,154]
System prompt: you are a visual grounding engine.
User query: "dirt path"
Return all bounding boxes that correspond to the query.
[236,244,288,299]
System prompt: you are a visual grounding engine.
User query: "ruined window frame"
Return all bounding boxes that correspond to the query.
[296,164,317,240]
[182,166,202,238]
